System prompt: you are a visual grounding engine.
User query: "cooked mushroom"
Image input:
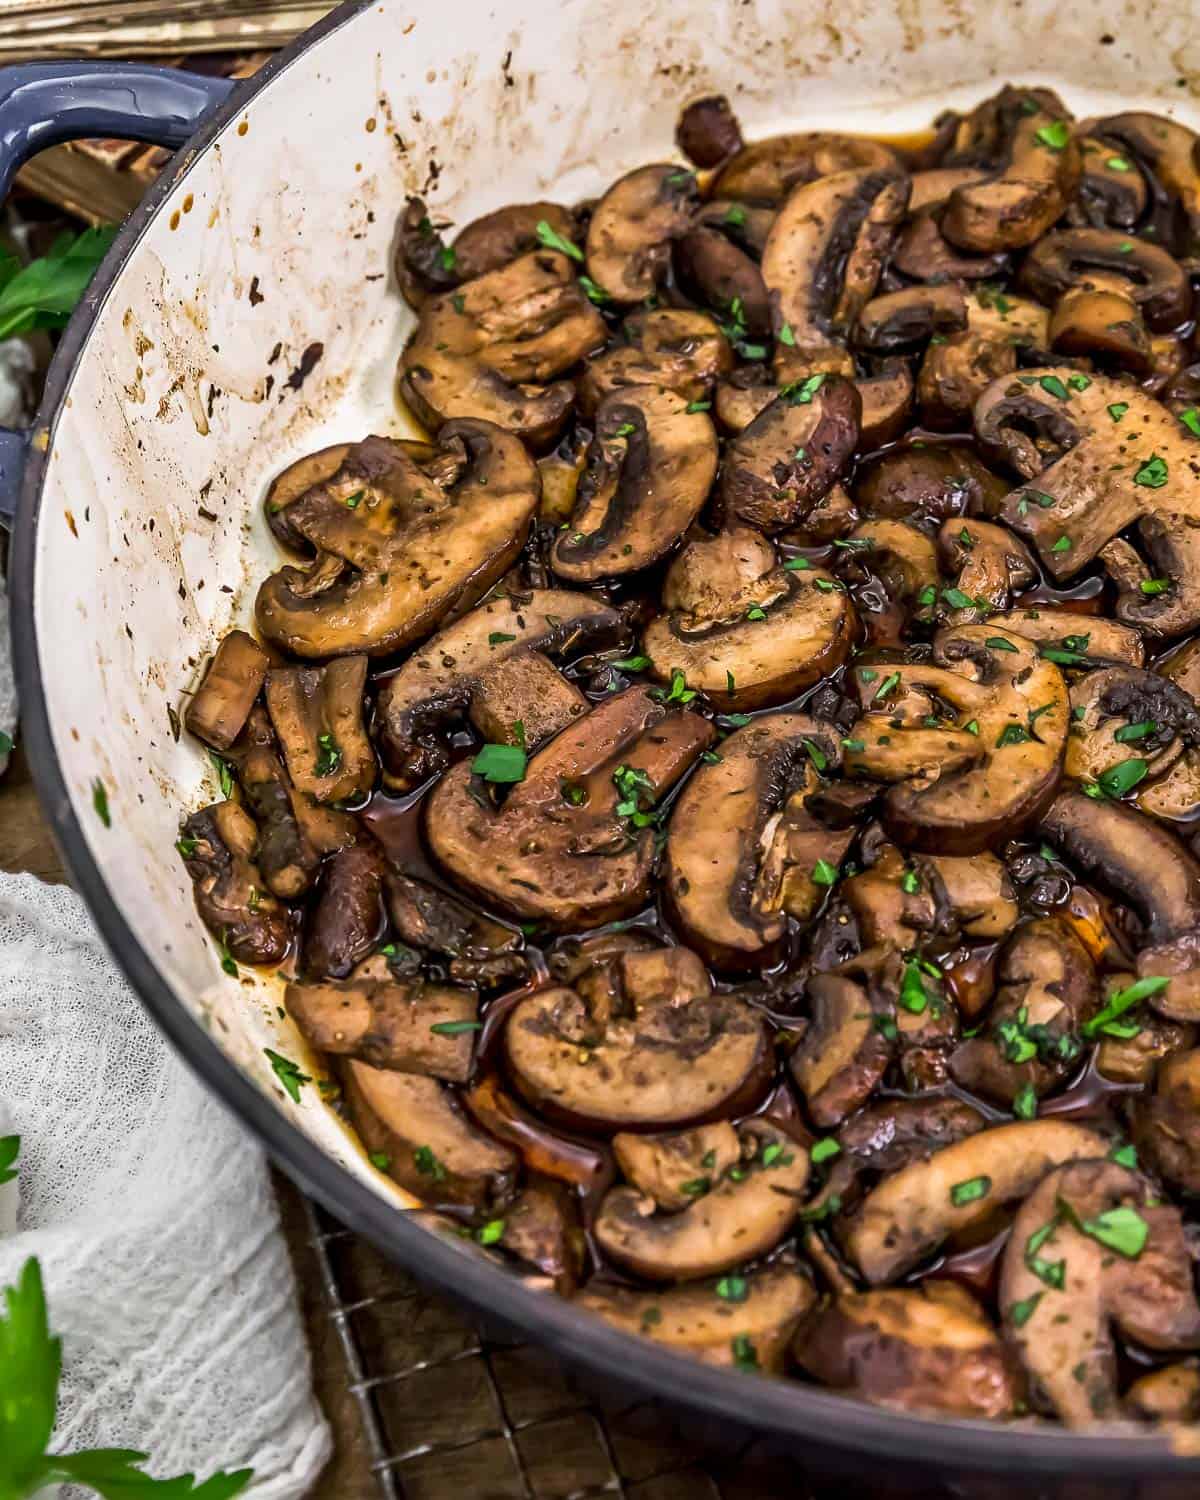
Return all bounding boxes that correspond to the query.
[399,249,605,445]
[374,588,620,789]
[644,530,854,711]
[178,801,291,965]
[1064,664,1199,793]
[1071,138,1149,230]
[795,1282,1019,1419]
[1132,1048,1200,1194]
[394,197,580,308]
[854,284,968,354]
[950,918,1097,1105]
[853,442,1010,532]
[303,841,387,980]
[999,1159,1200,1426]
[385,871,520,980]
[712,133,902,206]
[856,360,915,448]
[1020,228,1190,332]
[790,951,897,1127]
[344,1059,518,1212]
[593,1120,809,1281]
[496,1177,585,1293]
[665,713,851,967]
[613,1122,742,1211]
[427,686,714,927]
[1088,112,1200,249]
[537,426,589,526]
[889,211,1009,283]
[1126,1361,1200,1423]
[844,1119,1107,1283]
[503,946,770,1132]
[1096,1006,1195,1085]
[185,630,269,751]
[917,288,1050,430]
[551,387,718,581]
[834,520,939,632]
[674,223,770,337]
[579,309,732,416]
[937,517,1037,625]
[837,1096,988,1174]
[843,842,1017,949]
[264,657,374,804]
[983,607,1144,667]
[578,1259,815,1373]
[676,94,744,167]
[256,423,540,658]
[585,164,698,304]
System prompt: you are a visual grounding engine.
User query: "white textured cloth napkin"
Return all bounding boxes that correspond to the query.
[0,872,331,1494]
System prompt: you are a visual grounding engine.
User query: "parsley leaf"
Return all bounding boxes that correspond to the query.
[472,743,527,783]
[535,219,583,261]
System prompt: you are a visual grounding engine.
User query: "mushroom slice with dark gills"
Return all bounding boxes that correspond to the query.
[426,686,714,928]
[843,625,1070,854]
[917,288,1050,431]
[184,629,270,752]
[178,801,291,966]
[226,704,323,901]
[643,528,855,711]
[579,1258,816,1374]
[593,1120,809,1281]
[842,1119,1107,1283]
[789,949,899,1128]
[833,520,939,630]
[551,387,718,582]
[256,422,539,659]
[584,164,699,304]
[719,374,860,534]
[999,1159,1200,1427]
[1133,1048,1200,1195]
[1088,112,1200,250]
[889,210,1010,284]
[795,1282,1020,1420]
[1019,228,1191,335]
[761,169,910,377]
[936,516,1037,626]
[853,441,1011,532]
[853,284,968,356]
[303,841,388,980]
[613,1122,742,1211]
[664,714,851,968]
[263,656,374,805]
[674,212,771,339]
[398,250,605,446]
[1063,664,1200,800]
[579,309,733,417]
[502,944,771,1133]
[385,872,523,986]
[344,1059,518,1213]
[1070,138,1149,231]
[950,917,1098,1106]
[712,133,902,206]
[373,589,621,789]
[980,370,1200,638]
[1096,1005,1195,1086]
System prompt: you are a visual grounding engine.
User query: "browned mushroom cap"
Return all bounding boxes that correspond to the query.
[497,1176,585,1294]
[854,284,968,354]
[713,365,776,434]
[303,841,387,980]
[644,531,854,711]
[942,95,1081,252]
[1089,113,1200,249]
[999,1159,1200,1427]
[1129,1362,1200,1424]
[889,211,1009,283]
[937,517,1037,625]
[1132,1048,1200,1194]
[578,1259,815,1373]
[844,625,1070,854]
[795,1282,1020,1419]
[1072,138,1149,230]
[585,164,699,304]
[263,656,374,804]
[398,251,605,446]
[712,133,902,206]
[579,309,732,416]
[393,197,579,308]
[593,1119,809,1281]
[842,1119,1107,1283]
[790,954,897,1127]
[917,289,1050,430]
[761,169,909,371]
[907,166,991,215]
[674,225,770,338]
[856,360,915,449]
[373,589,620,788]
[984,606,1145,667]
[664,714,849,967]
[551,387,718,581]
[427,686,714,927]
[950,918,1098,1105]
[178,801,291,965]
[613,1122,742,1211]
[503,952,770,1133]
[838,1096,988,1173]
[385,871,520,979]
[676,94,744,167]
[185,630,269,752]
[1021,229,1191,332]
[344,1059,518,1212]
[286,967,478,1082]
[719,375,860,534]
[853,442,1010,531]
[393,197,458,308]
[256,423,539,659]
[843,842,1017,949]
[1064,663,1199,792]
[1096,1005,1195,1085]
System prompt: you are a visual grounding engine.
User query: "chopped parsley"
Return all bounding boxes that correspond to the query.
[1013,1082,1038,1120]
[429,1019,483,1036]
[1134,454,1168,488]
[1009,1291,1043,1328]
[1035,121,1071,151]
[780,373,826,405]
[1140,578,1171,595]
[1082,757,1148,800]
[1039,374,1070,399]
[264,1047,310,1103]
[716,1275,749,1302]
[1080,1205,1148,1258]
[1108,402,1129,422]
[91,779,111,827]
[1083,975,1168,1037]
[414,1145,447,1180]
[315,732,342,777]
[472,743,527,783]
[950,1175,991,1207]
[811,858,840,887]
[652,667,698,705]
[488,630,517,647]
[535,219,583,261]
[810,1138,840,1165]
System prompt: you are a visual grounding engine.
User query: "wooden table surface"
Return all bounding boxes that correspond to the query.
[0,743,369,1498]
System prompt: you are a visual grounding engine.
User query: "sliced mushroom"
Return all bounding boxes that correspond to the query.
[1072,138,1148,230]
[593,1120,809,1280]
[303,842,387,980]
[1127,1361,1200,1424]
[795,1282,1019,1419]
[578,1259,815,1373]
[394,198,580,308]
[374,589,621,789]
[836,520,939,630]
[1064,664,1199,791]
[854,284,968,354]
[256,424,539,658]
[790,953,897,1127]
[719,375,860,534]
[178,801,291,965]
[937,517,1037,625]
[674,225,770,337]
[427,686,714,927]
[1020,228,1190,332]
[185,630,269,752]
[1088,113,1200,249]
[644,529,854,710]
[950,917,1098,1105]
[917,289,1050,430]
[393,196,458,308]
[613,1122,742,1211]
[1096,1007,1195,1085]
[398,251,605,446]
[264,657,374,804]
[853,442,1010,531]
[837,1096,988,1174]
[499,1177,585,1293]
[712,134,902,206]
[999,1159,1200,1426]
[844,625,1070,854]
[503,951,770,1133]
[537,427,589,526]
[665,714,850,967]
[676,95,744,168]
[344,1059,518,1212]
[585,164,699,303]
[386,871,520,975]
[1133,1048,1200,1194]
[467,650,588,752]
[844,1119,1107,1283]
[856,360,915,448]
[551,387,718,581]
[579,309,732,416]
[890,211,1009,283]
[286,968,478,1081]
[761,169,909,371]
[907,166,991,215]
[985,607,1145,667]
[843,842,1017,950]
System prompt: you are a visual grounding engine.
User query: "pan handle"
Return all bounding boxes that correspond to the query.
[0,62,235,525]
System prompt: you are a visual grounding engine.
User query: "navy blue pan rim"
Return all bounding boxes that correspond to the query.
[7,8,1195,1477]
